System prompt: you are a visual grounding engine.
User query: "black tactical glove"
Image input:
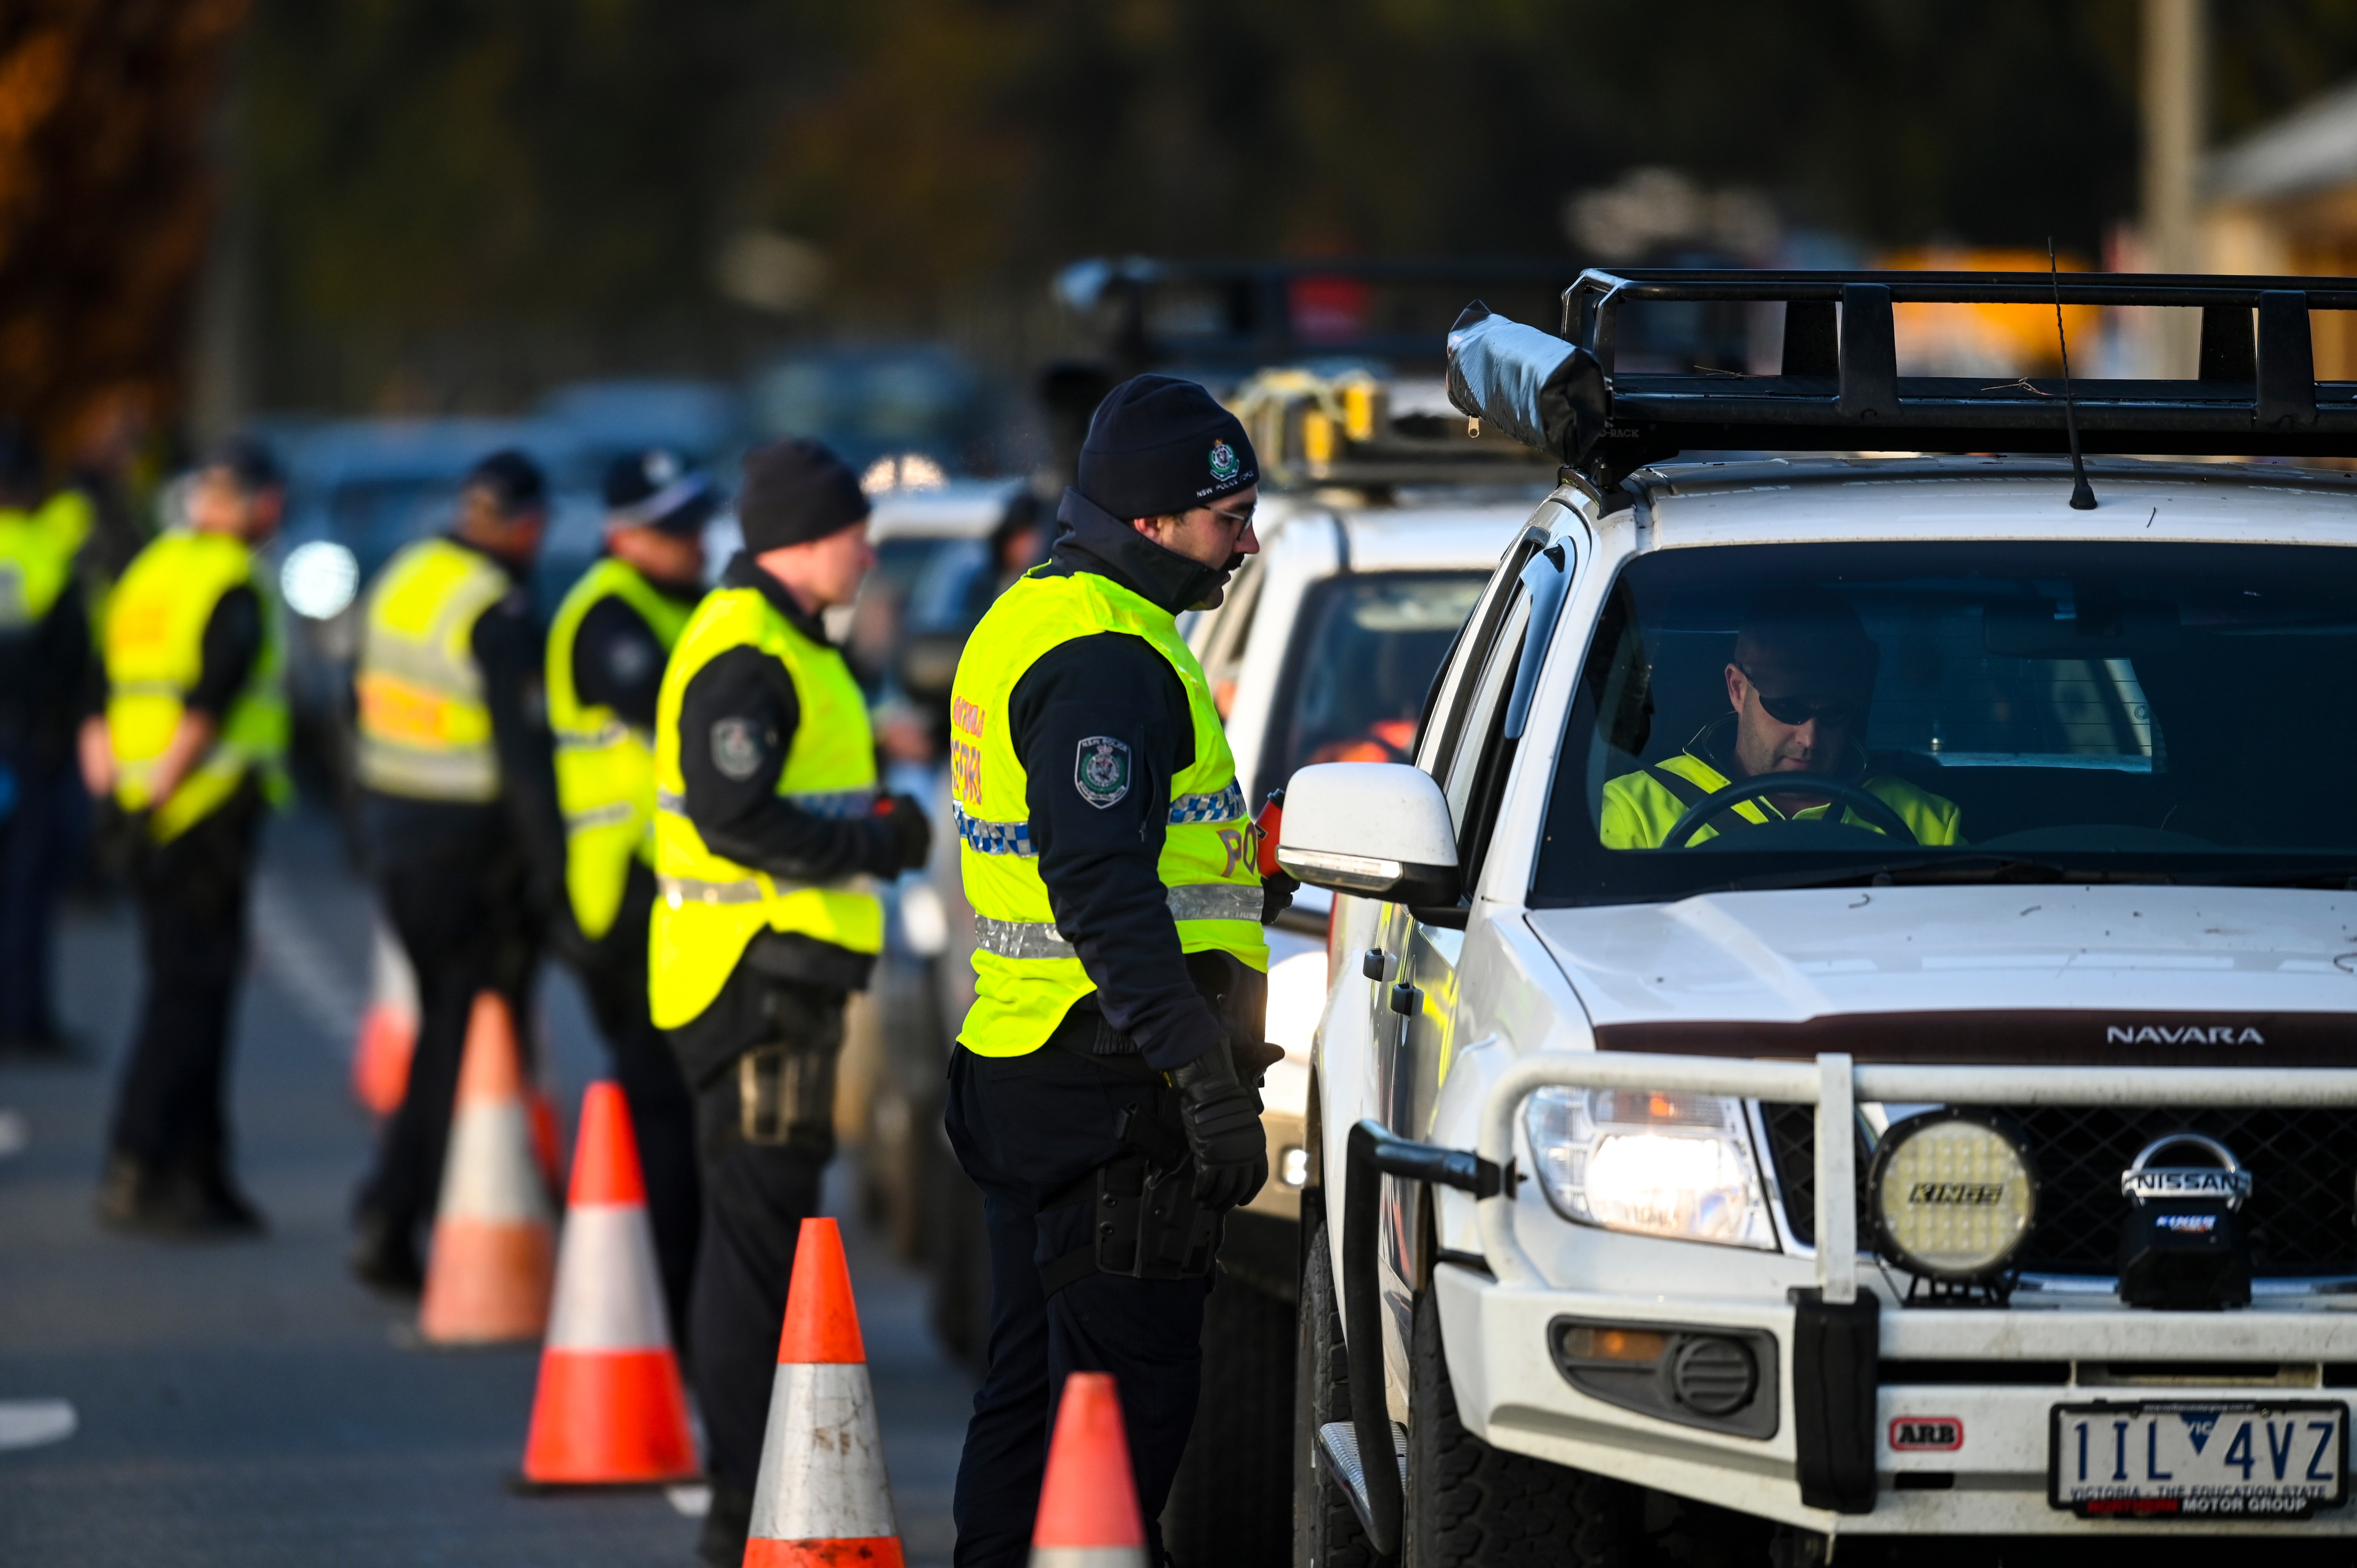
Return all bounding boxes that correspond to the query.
[1170,1040,1268,1209]
[92,797,151,880]
[881,793,932,872]
[1260,868,1299,925]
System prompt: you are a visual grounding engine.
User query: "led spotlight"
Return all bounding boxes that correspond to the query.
[1868,1109,2037,1289]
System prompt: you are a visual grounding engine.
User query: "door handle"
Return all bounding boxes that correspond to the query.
[1388,982,1420,1017]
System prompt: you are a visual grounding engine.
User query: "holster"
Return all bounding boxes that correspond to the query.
[1039,1103,1223,1296]
[734,985,847,1148]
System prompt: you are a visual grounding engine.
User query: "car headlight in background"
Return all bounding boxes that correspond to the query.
[280,541,360,620]
[1868,1109,2036,1283]
[897,881,948,957]
[1262,950,1328,1057]
[1523,1087,1775,1249]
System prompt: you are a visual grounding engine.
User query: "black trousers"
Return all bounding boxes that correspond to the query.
[945,1044,1209,1568]
[355,818,536,1239]
[681,977,844,1502]
[576,862,701,1345]
[107,788,261,1176]
[0,754,77,1044]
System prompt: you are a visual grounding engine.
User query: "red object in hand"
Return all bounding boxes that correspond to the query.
[1254,788,1285,877]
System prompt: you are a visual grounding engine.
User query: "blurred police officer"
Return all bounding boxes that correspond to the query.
[649,438,929,1564]
[83,438,288,1233]
[0,426,90,1056]
[349,449,564,1290]
[945,376,1285,1568]
[546,449,711,1333]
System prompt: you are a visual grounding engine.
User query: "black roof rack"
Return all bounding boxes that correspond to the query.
[1524,269,2357,486]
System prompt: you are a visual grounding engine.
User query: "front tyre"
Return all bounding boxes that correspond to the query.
[1404,1280,1643,1568]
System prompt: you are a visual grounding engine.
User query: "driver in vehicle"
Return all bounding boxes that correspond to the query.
[1600,586,1963,848]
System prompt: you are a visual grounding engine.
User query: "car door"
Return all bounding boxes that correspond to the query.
[1365,516,1571,1367]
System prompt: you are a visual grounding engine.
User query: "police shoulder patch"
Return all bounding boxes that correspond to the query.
[710,716,764,780]
[1074,735,1132,808]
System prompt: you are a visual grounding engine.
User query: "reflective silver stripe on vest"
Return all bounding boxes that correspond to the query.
[657,871,863,908]
[564,802,636,832]
[555,719,632,751]
[656,787,876,819]
[973,882,1265,960]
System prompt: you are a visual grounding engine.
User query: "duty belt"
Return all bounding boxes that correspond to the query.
[972,882,1265,959]
[955,781,1245,856]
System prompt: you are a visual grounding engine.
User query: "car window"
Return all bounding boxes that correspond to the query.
[1444,591,1530,838]
[1200,551,1267,717]
[1258,571,1486,785]
[1417,528,1547,781]
[1534,539,2357,903]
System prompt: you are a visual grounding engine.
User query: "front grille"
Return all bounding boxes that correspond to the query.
[1761,1103,2357,1278]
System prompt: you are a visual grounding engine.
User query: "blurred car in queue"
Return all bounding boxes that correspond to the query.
[744,344,997,478]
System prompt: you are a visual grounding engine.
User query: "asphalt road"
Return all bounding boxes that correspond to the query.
[0,805,974,1567]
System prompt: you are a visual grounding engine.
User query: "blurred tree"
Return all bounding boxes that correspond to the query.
[241,0,2357,409]
[0,0,247,465]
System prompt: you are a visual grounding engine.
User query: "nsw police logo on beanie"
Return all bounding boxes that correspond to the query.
[1074,736,1132,809]
[1209,440,1240,484]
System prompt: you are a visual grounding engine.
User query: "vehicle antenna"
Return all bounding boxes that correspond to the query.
[2051,237,2097,510]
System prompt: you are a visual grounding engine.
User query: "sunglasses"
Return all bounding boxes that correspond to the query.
[1740,668,1864,728]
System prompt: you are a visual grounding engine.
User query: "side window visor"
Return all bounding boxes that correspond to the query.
[1502,537,1574,740]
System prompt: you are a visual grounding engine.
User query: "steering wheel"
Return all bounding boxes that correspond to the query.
[1661,773,1919,850]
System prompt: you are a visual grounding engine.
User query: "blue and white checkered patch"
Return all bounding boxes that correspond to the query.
[1166,781,1244,825]
[954,804,1036,857]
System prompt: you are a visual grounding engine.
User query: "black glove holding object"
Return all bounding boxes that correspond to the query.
[1260,868,1298,925]
[880,793,932,872]
[1170,1039,1267,1209]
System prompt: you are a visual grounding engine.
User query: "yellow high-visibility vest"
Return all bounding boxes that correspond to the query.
[0,506,74,631]
[354,538,511,802]
[648,583,882,1030]
[103,529,288,842]
[950,566,1267,1059]
[1599,745,1963,848]
[546,558,696,941]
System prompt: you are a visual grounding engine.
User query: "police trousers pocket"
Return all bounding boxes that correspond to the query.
[738,1041,840,1147]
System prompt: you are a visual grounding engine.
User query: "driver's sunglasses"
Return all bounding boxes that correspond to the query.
[1741,671,1863,729]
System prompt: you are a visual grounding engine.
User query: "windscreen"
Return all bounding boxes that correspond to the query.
[1534,541,2357,903]
[1262,571,1484,780]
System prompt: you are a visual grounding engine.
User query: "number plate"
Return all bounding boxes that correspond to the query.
[2050,1402,2348,1519]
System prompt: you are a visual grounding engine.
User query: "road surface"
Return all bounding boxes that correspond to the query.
[0,805,974,1566]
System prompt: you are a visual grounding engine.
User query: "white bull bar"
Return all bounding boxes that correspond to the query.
[1473,1053,2357,1299]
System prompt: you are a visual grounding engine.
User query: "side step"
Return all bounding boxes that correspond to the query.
[1316,1420,1407,1540]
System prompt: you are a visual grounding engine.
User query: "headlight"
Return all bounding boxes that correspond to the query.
[280,541,359,620]
[1867,1109,2036,1282]
[1523,1087,1775,1249]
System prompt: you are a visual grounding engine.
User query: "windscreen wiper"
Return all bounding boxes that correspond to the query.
[1723,855,2097,893]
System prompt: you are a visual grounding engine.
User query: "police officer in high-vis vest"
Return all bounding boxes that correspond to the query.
[0,426,91,1057]
[650,438,929,1565]
[349,449,564,1291]
[546,449,711,1334]
[946,377,1287,1568]
[81,438,288,1234]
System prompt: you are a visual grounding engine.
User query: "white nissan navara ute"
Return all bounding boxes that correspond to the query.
[1277,269,2357,1567]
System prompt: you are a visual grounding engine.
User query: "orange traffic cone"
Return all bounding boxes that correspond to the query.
[742,1217,901,1567]
[418,992,556,1344]
[351,917,417,1116]
[1030,1373,1146,1568]
[520,1082,697,1485]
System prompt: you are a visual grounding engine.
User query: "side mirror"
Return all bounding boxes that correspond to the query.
[1276,763,1460,905]
[894,627,967,706]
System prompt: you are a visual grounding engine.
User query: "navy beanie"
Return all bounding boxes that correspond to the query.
[736,438,869,552]
[465,448,547,515]
[1077,375,1257,519]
